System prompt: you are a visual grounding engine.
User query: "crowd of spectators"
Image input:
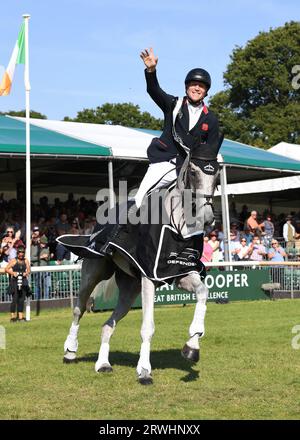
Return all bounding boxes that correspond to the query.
[0,193,99,268]
[0,193,101,301]
[201,204,300,263]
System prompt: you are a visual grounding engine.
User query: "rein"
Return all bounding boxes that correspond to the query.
[169,154,190,235]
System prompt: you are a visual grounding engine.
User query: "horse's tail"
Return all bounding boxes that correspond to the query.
[90,275,117,303]
[103,274,117,301]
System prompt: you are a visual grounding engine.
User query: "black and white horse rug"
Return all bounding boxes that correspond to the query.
[57,187,206,284]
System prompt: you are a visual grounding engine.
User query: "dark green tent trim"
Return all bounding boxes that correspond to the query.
[0,116,111,157]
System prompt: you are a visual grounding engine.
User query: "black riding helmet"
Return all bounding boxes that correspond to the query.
[185,68,211,91]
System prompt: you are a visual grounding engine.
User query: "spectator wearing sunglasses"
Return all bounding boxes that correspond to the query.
[2,226,21,246]
[220,231,241,261]
[5,246,31,322]
[229,232,242,258]
[2,227,15,245]
[5,227,15,237]
[1,232,16,262]
[249,236,266,261]
[268,240,287,262]
[69,218,83,235]
[236,238,251,261]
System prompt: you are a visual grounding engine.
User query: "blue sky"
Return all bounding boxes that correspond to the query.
[0,0,299,120]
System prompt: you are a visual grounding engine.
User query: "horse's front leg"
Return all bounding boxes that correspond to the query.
[137,276,155,385]
[63,259,108,363]
[177,273,208,363]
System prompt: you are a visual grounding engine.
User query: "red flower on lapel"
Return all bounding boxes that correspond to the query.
[201,123,209,131]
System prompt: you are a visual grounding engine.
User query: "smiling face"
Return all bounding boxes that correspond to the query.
[186,81,207,103]
[17,250,25,259]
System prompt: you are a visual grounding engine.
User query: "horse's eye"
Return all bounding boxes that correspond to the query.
[190,170,196,176]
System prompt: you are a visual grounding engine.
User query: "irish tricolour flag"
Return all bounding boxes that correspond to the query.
[0,23,25,96]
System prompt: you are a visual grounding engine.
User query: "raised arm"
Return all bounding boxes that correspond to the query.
[140,47,175,112]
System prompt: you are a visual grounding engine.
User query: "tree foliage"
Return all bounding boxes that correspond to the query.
[0,110,47,119]
[64,102,163,130]
[209,21,300,148]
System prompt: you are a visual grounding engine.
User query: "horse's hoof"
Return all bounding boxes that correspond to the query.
[181,344,200,363]
[63,356,77,364]
[63,350,77,364]
[138,368,153,385]
[97,364,113,373]
[139,376,153,385]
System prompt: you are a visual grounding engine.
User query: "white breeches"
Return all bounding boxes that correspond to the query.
[134,161,177,208]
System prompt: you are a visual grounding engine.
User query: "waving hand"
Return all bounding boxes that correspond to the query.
[140,47,158,72]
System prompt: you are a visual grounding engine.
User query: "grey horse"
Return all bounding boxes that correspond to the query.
[62,154,218,384]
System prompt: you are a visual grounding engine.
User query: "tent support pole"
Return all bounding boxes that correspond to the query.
[220,164,231,262]
[108,160,115,209]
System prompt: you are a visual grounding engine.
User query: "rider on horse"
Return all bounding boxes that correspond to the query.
[135,47,221,207]
[100,47,223,256]
[62,50,223,380]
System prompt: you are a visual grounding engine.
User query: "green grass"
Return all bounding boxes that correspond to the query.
[1,299,300,420]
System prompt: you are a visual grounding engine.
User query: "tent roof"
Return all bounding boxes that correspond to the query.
[222,141,300,195]
[269,141,300,161]
[1,115,300,176]
[219,138,300,172]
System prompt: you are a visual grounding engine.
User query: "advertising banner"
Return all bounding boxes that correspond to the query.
[93,269,271,311]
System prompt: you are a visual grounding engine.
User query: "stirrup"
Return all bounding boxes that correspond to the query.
[95,240,115,257]
[101,243,115,256]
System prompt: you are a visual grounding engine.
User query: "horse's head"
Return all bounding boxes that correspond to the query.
[176,152,220,231]
[188,152,219,195]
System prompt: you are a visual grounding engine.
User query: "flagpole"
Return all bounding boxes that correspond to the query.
[23,14,31,261]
